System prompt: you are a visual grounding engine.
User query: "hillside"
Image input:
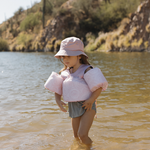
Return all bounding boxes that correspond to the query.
[85,0,150,52]
[0,0,149,52]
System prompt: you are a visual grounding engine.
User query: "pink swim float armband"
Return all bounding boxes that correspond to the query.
[44,72,63,95]
[84,67,108,92]
[44,66,108,102]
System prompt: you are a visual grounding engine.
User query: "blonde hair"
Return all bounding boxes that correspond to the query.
[59,55,90,74]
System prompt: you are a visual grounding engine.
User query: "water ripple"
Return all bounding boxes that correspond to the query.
[0,52,150,149]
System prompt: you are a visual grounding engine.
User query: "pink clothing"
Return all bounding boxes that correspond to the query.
[44,72,63,95]
[44,64,108,102]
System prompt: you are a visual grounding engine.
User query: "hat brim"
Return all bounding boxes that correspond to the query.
[54,49,88,58]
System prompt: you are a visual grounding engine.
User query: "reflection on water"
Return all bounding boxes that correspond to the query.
[0,52,150,150]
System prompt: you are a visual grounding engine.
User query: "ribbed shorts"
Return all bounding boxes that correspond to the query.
[68,101,96,118]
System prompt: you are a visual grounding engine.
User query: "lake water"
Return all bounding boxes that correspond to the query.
[0,52,150,150]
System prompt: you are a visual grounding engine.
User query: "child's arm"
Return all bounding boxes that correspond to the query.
[55,93,67,112]
[83,66,108,111]
[82,87,102,111]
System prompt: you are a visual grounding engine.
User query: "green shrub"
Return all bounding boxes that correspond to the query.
[43,0,68,16]
[51,0,68,8]
[20,12,42,31]
[0,38,9,51]
[52,7,68,17]
[17,33,33,48]
[72,0,141,33]
[40,0,53,15]
[31,2,41,13]
[46,0,53,14]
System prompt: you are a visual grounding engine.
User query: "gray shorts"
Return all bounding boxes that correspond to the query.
[68,101,96,118]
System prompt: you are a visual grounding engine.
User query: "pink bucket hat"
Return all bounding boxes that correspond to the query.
[54,37,88,58]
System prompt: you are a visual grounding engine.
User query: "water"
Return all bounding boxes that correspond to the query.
[0,52,150,150]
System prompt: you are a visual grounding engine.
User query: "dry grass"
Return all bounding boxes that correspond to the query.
[146,24,150,33]
[144,41,149,49]
[131,38,143,48]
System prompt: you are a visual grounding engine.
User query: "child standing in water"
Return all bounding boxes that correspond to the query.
[44,37,108,145]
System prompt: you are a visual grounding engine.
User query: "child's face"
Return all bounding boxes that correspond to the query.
[61,56,81,68]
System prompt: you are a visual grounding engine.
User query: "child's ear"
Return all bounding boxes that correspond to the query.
[78,55,81,59]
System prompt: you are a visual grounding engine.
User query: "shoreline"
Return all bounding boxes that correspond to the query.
[1,49,150,53]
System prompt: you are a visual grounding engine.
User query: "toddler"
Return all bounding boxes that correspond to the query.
[44,37,108,145]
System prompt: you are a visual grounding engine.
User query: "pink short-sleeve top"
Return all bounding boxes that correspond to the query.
[44,64,108,102]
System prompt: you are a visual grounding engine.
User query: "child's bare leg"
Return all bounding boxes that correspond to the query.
[78,110,95,145]
[71,116,81,138]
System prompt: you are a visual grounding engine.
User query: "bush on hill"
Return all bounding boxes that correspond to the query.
[72,0,142,33]
[0,38,9,51]
[17,33,33,48]
[20,12,42,31]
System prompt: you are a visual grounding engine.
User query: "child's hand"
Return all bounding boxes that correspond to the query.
[82,99,93,111]
[56,100,67,112]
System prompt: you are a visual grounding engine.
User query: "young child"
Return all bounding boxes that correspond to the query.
[44,37,108,145]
